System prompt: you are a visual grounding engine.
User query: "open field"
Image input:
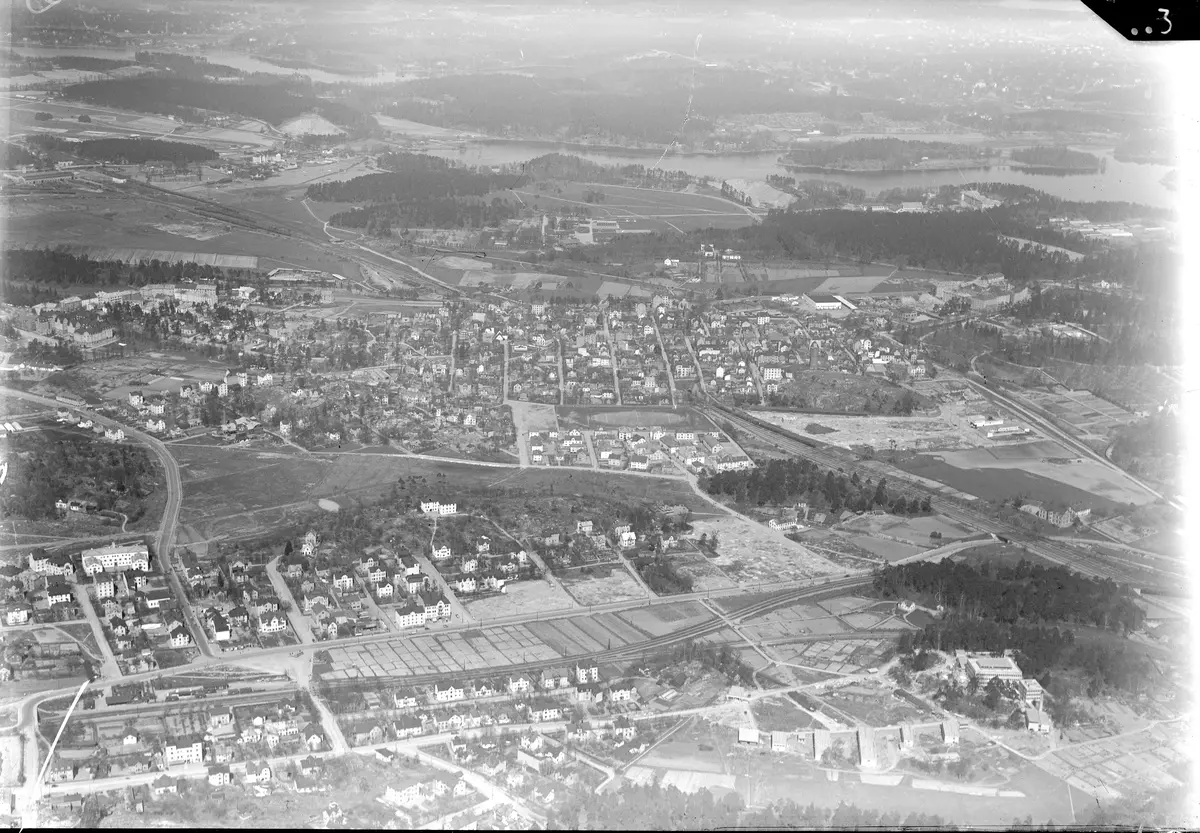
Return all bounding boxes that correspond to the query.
[751,694,821,732]
[931,440,1156,506]
[371,114,479,138]
[667,551,739,592]
[1036,361,1180,414]
[888,449,1141,510]
[557,406,717,430]
[747,399,1013,451]
[522,181,760,234]
[2,190,361,276]
[944,542,1061,569]
[844,536,925,561]
[461,579,576,621]
[822,680,928,726]
[689,516,846,585]
[739,603,851,641]
[615,601,711,637]
[4,94,274,149]
[836,513,976,546]
[1022,386,1140,440]
[559,564,646,606]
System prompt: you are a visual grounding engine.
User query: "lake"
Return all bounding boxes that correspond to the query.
[5,45,1178,208]
[423,142,1176,209]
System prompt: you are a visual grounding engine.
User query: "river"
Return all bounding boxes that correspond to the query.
[7,45,1178,208]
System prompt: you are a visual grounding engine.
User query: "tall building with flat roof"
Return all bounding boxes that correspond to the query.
[958,652,1023,685]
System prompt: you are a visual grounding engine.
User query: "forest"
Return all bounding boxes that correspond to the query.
[1109,410,1181,485]
[1004,284,1180,365]
[0,140,40,168]
[1,249,254,288]
[873,558,1146,633]
[701,455,933,517]
[308,152,520,233]
[0,432,159,520]
[367,69,938,144]
[59,76,375,131]
[782,138,990,171]
[1009,145,1103,171]
[28,136,218,166]
[1112,129,1175,165]
[631,553,694,595]
[879,559,1155,699]
[133,51,243,78]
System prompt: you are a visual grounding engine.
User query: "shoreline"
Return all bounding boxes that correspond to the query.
[780,161,997,175]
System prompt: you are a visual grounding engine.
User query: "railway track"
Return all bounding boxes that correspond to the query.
[315,576,872,692]
[704,405,1177,591]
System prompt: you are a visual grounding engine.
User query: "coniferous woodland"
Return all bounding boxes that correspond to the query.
[61,76,376,131]
[27,135,218,166]
[783,138,990,170]
[307,152,521,233]
[1,249,247,288]
[701,456,933,516]
[876,560,1153,697]
[1009,145,1103,171]
[0,433,159,521]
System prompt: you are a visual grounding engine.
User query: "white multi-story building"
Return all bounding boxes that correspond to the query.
[163,737,204,768]
[81,542,149,576]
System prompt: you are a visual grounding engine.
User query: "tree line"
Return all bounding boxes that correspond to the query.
[782,138,990,170]
[873,558,1146,633]
[1,141,41,168]
[60,76,376,131]
[307,151,521,233]
[1,249,253,293]
[0,433,159,520]
[27,136,218,166]
[1010,145,1103,171]
[367,69,937,145]
[701,455,934,517]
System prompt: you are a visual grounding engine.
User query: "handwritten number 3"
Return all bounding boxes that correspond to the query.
[1157,8,1172,34]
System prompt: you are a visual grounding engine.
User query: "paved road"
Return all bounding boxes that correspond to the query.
[265,555,315,644]
[1,387,212,662]
[68,583,120,679]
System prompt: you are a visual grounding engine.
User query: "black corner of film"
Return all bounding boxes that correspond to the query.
[1079,0,1197,41]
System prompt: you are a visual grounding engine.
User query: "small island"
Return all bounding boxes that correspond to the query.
[780,138,996,173]
[1008,145,1104,174]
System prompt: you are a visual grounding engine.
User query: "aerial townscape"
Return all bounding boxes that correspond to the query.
[0,0,1192,830]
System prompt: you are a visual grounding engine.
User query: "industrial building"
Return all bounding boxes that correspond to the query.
[802,294,846,312]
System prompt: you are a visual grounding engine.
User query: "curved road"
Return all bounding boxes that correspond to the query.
[1,387,212,661]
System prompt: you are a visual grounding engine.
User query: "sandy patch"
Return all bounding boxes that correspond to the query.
[317,499,340,511]
[462,579,575,620]
[0,732,22,787]
[723,178,796,210]
[561,567,646,606]
[279,114,346,136]
[148,222,225,241]
[687,517,844,585]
